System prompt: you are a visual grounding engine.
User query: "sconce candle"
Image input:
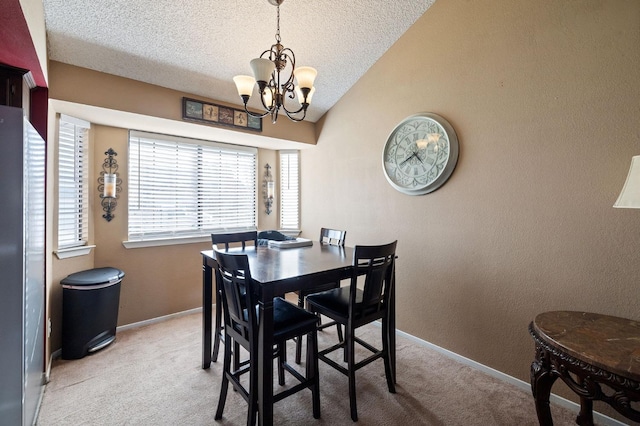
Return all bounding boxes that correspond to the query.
[103,173,117,198]
[267,181,275,200]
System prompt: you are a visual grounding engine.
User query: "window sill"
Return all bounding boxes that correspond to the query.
[54,245,96,259]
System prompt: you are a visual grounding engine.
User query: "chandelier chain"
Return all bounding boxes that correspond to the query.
[275,4,281,43]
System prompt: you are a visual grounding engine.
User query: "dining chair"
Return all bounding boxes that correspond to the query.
[213,250,321,425]
[293,227,347,364]
[306,240,397,422]
[210,231,258,363]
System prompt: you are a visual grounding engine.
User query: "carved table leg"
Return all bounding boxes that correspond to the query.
[576,394,594,426]
[531,353,558,426]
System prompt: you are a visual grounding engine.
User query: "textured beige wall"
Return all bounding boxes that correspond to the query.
[302,0,640,413]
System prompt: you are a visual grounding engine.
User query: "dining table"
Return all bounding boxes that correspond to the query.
[201,243,397,426]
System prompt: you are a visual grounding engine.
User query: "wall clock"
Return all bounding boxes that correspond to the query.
[382,113,459,195]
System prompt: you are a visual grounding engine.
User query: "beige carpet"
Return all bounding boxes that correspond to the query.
[37,311,580,425]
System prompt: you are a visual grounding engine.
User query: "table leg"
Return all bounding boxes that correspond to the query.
[202,260,213,369]
[389,267,397,383]
[258,292,274,426]
[576,393,594,426]
[212,269,222,363]
[530,355,557,426]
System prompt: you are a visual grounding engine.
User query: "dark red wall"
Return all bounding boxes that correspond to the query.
[1,0,48,140]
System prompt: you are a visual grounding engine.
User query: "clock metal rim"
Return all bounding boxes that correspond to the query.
[382,112,459,196]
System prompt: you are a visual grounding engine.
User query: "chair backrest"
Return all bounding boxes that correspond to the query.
[211,230,258,251]
[350,241,397,320]
[319,227,346,246]
[214,250,257,345]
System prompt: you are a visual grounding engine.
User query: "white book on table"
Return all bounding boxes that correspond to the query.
[267,238,313,249]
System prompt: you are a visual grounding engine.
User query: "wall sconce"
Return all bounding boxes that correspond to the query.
[98,148,121,222]
[263,163,275,215]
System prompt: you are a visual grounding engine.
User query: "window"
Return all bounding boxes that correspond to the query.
[279,150,300,230]
[57,115,90,249]
[128,131,257,242]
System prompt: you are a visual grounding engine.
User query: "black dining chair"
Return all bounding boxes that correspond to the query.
[306,241,397,422]
[214,250,321,425]
[210,231,258,363]
[293,227,347,364]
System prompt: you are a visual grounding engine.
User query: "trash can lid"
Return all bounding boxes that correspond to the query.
[60,267,125,286]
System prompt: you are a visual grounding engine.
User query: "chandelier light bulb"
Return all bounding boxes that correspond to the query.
[262,86,274,107]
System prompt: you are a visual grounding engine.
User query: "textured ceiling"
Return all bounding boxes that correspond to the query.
[42,0,435,123]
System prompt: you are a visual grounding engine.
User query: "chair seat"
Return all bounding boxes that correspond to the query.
[307,287,384,321]
[306,287,357,319]
[236,297,319,340]
[273,297,319,341]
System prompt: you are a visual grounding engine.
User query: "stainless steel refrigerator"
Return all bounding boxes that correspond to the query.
[0,105,46,425]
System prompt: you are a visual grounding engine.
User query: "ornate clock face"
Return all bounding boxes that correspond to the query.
[382,113,459,195]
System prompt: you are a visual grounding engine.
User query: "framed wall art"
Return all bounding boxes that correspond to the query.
[182,97,262,132]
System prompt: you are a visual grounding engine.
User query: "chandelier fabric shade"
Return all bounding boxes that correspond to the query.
[251,58,275,84]
[233,0,317,124]
[293,66,317,90]
[233,75,257,97]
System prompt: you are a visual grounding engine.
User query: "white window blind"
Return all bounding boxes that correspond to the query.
[128,131,257,241]
[279,150,300,230]
[57,115,90,249]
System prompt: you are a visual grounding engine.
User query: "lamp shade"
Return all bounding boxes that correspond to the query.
[233,75,256,97]
[614,156,640,208]
[250,58,276,83]
[293,66,317,89]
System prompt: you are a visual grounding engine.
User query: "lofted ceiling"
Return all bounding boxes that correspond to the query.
[42,0,435,123]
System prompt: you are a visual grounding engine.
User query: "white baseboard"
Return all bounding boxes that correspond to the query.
[116,306,203,332]
[393,327,626,426]
[46,349,61,381]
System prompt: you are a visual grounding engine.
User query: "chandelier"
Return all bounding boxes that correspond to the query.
[233,0,317,124]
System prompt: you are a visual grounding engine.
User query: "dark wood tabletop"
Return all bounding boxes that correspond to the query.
[529,310,640,425]
[532,311,640,382]
[203,243,353,291]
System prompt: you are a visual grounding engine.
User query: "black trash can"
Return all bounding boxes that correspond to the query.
[60,267,125,359]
